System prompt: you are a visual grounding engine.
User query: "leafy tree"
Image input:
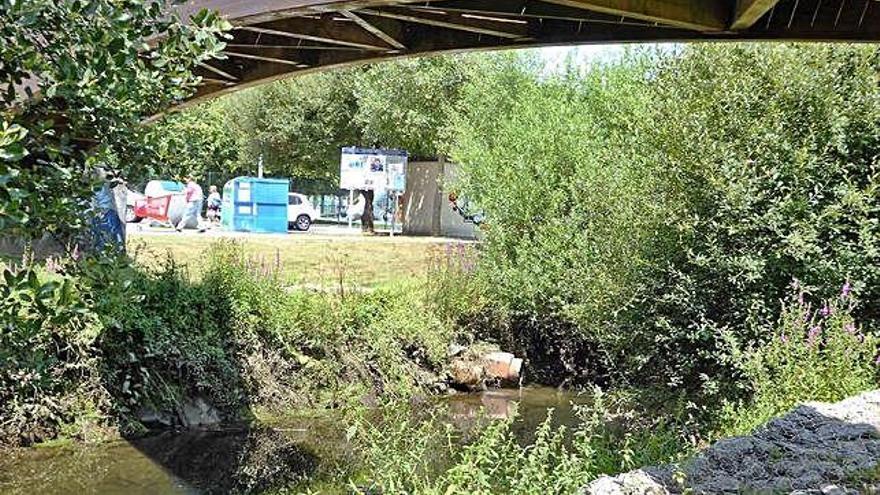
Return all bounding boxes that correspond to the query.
[353,55,480,159]
[0,0,230,242]
[223,70,362,181]
[145,99,240,185]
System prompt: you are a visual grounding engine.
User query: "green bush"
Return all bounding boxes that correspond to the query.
[453,53,666,328]
[0,263,104,445]
[87,252,248,419]
[626,43,880,397]
[452,45,880,397]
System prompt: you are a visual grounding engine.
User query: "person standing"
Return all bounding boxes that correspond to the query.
[177,176,205,232]
[206,185,222,225]
[90,167,126,251]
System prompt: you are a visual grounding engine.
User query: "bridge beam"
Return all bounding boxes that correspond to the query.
[225,50,308,67]
[235,14,398,51]
[730,0,780,30]
[340,10,406,50]
[358,6,532,39]
[537,0,728,31]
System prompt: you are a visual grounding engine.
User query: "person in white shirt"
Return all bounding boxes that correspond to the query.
[206,185,221,224]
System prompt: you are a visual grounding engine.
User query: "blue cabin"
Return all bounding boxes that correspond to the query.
[221,177,289,233]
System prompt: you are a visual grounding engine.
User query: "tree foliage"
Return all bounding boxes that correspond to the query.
[453,51,670,334]
[0,0,230,240]
[352,55,480,158]
[225,70,363,180]
[630,44,880,392]
[145,99,239,183]
[453,44,880,396]
[146,54,482,186]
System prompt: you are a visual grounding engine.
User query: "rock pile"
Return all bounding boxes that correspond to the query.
[584,390,880,494]
[447,345,524,390]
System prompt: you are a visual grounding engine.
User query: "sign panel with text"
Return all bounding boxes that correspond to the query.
[340,147,408,191]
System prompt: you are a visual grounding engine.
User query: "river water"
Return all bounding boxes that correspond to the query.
[0,387,588,494]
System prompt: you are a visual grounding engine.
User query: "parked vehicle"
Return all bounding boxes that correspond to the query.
[288,193,320,231]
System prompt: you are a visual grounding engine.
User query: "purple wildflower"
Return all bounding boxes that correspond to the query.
[820,303,831,317]
[844,322,857,334]
[780,333,789,344]
[841,281,852,298]
[462,259,475,273]
[807,325,822,346]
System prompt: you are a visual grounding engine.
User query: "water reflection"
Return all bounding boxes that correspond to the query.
[0,428,319,495]
[447,387,592,445]
[0,387,584,494]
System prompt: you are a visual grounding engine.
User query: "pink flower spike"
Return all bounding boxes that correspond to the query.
[841,281,852,298]
[844,323,856,334]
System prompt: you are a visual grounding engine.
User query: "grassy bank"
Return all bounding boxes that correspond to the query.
[1,240,480,446]
[127,231,466,288]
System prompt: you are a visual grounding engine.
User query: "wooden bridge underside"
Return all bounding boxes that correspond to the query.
[181,0,880,101]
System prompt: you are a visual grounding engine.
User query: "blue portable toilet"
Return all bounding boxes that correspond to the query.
[221,177,289,233]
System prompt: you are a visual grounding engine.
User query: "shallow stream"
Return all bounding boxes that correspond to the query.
[0,387,588,494]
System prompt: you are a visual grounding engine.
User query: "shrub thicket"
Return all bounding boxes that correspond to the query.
[0,263,105,444]
[0,241,467,446]
[453,44,880,397]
